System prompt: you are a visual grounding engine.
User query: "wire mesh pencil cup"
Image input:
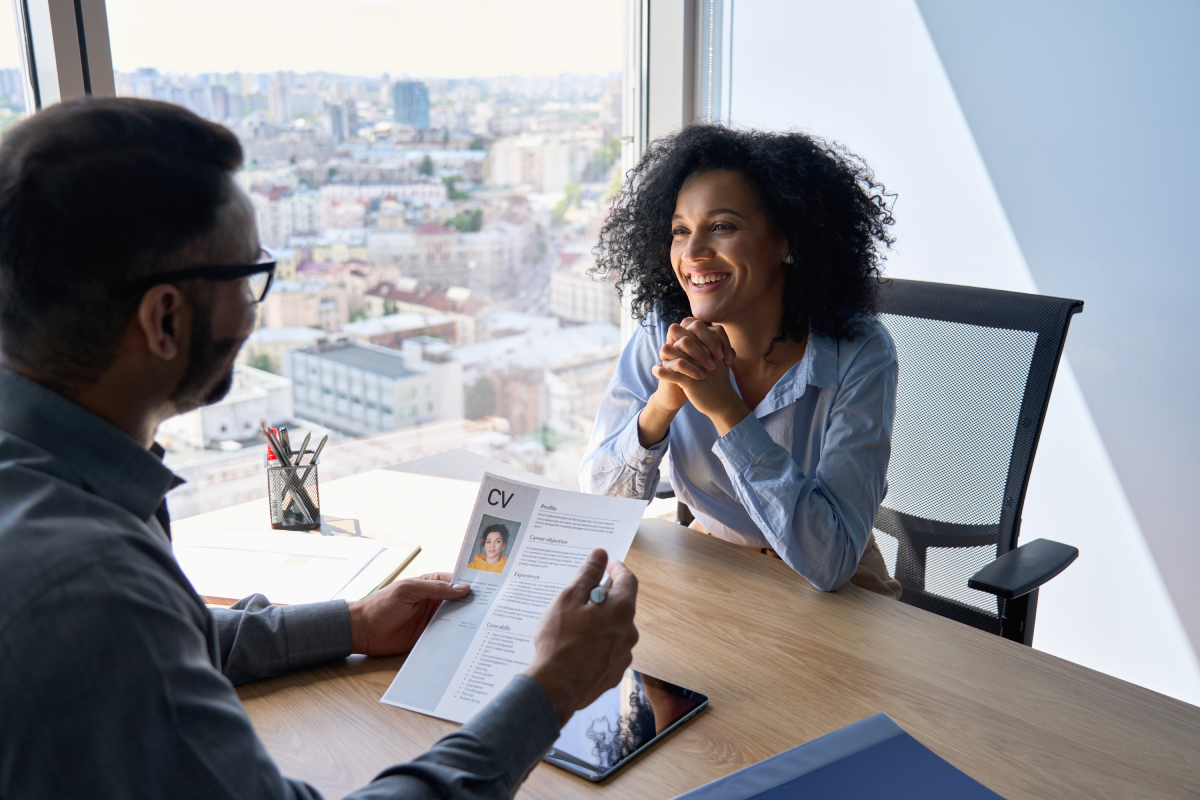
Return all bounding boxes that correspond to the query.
[267,453,321,530]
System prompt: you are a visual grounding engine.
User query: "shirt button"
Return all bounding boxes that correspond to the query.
[644,457,653,464]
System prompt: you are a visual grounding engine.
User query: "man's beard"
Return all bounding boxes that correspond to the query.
[169,300,246,414]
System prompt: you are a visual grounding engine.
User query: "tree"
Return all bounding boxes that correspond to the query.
[249,353,274,374]
[418,154,434,176]
[442,176,470,201]
[553,183,583,225]
[349,309,367,322]
[584,137,622,182]
[383,297,398,316]
[465,376,496,420]
[449,208,483,232]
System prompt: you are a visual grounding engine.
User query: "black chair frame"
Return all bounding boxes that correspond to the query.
[660,279,1082,646]
[876,279,1082,645]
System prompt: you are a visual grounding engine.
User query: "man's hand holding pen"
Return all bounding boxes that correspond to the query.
[524,549,639,727]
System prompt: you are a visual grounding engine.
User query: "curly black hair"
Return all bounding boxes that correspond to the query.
[593,124,895,348]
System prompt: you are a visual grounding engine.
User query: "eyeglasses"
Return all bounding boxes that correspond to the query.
[119,247,277,304]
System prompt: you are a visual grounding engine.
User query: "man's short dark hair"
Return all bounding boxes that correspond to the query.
[0,97,243,385]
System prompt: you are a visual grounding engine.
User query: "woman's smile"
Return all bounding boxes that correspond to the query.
[685,270,731,292]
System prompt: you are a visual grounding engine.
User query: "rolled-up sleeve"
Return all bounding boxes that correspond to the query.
[213,596,353,686]
[713,333,897,591]
[580,321,668,500]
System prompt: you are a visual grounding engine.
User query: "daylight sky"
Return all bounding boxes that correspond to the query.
[1,0,625,77]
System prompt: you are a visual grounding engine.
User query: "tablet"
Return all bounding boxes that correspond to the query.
[544,669,709,782]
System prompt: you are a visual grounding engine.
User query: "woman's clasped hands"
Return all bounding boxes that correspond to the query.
[650,317,751,435]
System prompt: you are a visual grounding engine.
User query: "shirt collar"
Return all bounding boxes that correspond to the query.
[0,367,182,522]
[754,332,839,416]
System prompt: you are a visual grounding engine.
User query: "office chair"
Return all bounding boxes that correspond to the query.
[662,278,1081,645]
[873,278,1082,646]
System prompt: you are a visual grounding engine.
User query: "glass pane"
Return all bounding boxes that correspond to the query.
[0,3,28,132]
[104,0,625,516]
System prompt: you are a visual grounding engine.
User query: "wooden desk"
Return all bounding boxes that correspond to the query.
[174,450,1200,799]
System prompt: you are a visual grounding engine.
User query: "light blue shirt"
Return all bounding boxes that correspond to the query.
[580,316,897,592]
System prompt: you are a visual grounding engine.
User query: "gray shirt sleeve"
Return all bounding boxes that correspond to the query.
[2,557,561,800]
[356,675,562,800]
[212,594,354,686]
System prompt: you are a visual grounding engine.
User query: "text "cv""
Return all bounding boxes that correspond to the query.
[488,489,515,509]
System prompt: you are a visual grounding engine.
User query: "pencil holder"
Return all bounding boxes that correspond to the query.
[267,455,321,530]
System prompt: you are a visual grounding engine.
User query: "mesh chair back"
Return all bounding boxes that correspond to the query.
[874,279,1082,635]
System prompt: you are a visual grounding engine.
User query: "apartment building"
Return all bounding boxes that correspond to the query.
[284,339,463,436]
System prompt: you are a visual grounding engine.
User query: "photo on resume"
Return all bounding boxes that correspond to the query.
[464,514,521,575]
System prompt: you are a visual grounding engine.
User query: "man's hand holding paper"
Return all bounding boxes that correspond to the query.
[349,572,471,656]
[381,472,647,724]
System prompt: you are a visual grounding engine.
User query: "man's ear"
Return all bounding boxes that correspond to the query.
[136,285,188,361]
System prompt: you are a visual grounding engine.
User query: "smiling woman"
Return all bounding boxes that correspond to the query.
[581,124,902,597]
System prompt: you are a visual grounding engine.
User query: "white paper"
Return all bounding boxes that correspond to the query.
[173,528,417,605]
[380,472,646,722]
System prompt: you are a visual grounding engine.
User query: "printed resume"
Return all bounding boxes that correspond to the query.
[380,472,646,722]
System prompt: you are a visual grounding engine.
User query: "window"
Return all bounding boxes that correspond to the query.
[89,0,631,510]
[0,3,28,128]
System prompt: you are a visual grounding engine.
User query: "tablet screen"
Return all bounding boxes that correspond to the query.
[545,669,709,780]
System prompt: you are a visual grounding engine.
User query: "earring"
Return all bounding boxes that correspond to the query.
[784,252,795,264]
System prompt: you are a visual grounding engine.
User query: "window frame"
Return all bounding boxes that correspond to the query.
[11,0,115,109]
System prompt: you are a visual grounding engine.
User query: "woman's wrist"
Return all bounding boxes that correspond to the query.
[711,401,752,438]
[637,394,678,448]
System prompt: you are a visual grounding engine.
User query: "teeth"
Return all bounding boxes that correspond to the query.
[691,273,728,286]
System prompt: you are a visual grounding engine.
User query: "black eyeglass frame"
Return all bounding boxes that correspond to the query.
[119,247,277,303]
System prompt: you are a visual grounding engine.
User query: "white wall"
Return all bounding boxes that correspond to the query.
[728,0,1200,706]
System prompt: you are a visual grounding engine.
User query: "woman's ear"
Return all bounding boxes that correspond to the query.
[136,285,188,361]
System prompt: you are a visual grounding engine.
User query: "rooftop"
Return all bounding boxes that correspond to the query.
[246,326,330,345]
[271,278,330,294]
[455,322,620,371]
[341,312,455,336]
[298,340,419,379]
[219,364,293,403]
[479,309,560,336]
[367,280,490,316]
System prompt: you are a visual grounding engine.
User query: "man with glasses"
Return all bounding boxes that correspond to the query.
[0,98,639,799]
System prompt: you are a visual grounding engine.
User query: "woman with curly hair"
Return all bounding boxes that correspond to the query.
[580,124,901,597]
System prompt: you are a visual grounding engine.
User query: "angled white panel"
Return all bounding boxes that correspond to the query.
[729,0,1200,705]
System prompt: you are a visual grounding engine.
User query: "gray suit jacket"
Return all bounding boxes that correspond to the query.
[0,367,559,799]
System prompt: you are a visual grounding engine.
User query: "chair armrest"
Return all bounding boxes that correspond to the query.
[655,486,676,499]
[968,538,1078,599]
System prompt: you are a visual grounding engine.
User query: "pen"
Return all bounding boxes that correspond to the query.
[589,573,613,604]
[294,433,329,486]
[295,431,312,464]
[304,434,328,469]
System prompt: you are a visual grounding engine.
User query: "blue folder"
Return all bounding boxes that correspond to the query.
[673,713,1005,799]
